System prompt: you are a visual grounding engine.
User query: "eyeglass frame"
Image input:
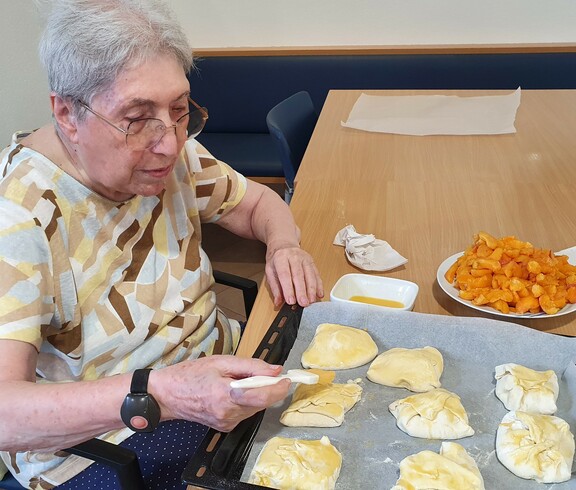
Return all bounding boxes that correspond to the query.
[77,96,208,150]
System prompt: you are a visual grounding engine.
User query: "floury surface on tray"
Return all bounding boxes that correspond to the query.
[241,301,576,490]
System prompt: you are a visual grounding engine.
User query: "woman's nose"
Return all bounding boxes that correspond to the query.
[152,124,180,156]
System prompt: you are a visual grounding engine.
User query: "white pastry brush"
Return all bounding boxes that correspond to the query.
[229,369,319,389]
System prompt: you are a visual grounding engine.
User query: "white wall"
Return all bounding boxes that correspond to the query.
[175,0,576,48]
[0,1,51,143]
[2,0,576,143]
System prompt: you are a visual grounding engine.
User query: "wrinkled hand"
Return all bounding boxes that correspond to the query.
[265,245,324,308]
[152,356,291,432]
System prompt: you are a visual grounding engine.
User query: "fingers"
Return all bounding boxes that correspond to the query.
[222,358,291,409]
[221,356,283,379]
[229,378,291,408]
[286,254,309,306]
[158,357,292,432]
[298,258,324,305]
[210,376,291,432]
[266,263,292,308]
[266,247,324,307]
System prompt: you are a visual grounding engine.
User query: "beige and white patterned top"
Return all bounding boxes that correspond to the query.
[0,135,245,489]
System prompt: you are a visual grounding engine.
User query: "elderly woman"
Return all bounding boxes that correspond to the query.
[0,0,323,488]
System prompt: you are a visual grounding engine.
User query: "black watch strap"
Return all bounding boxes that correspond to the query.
[120,368,161,433]
[131,368,151,393]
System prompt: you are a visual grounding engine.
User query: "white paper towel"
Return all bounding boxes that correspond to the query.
[333,224,407,272]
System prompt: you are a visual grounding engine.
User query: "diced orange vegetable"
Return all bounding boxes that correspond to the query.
[567,287,576,304]
[447,232,576,315]
[515,296,540,314]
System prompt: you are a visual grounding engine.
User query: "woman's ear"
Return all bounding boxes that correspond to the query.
[51,93,80,144]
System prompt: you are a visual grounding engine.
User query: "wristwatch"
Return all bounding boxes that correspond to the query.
[120,368,161,432]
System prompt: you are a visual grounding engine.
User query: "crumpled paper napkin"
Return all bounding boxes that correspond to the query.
[333,225,408,271]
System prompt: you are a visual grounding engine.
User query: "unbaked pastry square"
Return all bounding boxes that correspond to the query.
[391,441,485,490]
[496,411,574,483]
[280,380,362,427]
[367,346,443,392]
[301,323,378,370]
[389,388,474,439]
[248,435,342,490]
[494,363,559,414]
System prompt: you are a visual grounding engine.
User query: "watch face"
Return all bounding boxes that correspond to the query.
[121,393,161,432]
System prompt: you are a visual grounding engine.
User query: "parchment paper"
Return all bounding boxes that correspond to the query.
[341,89,521,136]
[241,301,576,489]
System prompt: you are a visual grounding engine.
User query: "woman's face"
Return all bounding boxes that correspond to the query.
[72,55,191,202]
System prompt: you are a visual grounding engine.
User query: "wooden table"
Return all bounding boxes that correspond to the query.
[236,89,576,358]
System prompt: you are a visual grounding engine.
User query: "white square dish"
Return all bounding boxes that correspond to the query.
[330,273,419,311]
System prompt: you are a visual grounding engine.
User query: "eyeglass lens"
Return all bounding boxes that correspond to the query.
[123,98,207,150]
[187,107,208,137]
[126,113,190,150]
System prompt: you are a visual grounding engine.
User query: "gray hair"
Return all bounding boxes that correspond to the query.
[37,0,194,115]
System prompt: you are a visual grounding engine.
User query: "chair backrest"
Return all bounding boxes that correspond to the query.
[266,91,318,195]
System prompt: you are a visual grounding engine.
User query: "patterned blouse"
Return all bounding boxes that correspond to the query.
[0,134,245,489]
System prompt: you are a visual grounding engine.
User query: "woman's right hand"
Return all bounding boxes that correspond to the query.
[150,356,291,432]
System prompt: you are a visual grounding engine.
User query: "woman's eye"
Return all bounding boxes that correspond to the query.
[172,106,187,115]
[126,115,147,123]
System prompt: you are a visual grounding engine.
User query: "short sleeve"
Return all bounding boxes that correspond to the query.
[0,199,54,350]
[184,139,247,223]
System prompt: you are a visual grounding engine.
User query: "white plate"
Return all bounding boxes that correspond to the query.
[436,246,576,319]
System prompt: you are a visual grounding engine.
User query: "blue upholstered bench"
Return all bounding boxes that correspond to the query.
[187,51,576,180]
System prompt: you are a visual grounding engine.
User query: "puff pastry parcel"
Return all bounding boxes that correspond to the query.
[367,346,443,392]
[389,388,474,440]
[391,442,485,490]
[494,363,559,415]
[496,411,575,483]
[301,323,378,370]
[280,381,362,427]
[248,435,342,490]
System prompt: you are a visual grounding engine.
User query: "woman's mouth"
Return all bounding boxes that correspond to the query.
[142,165,172,179]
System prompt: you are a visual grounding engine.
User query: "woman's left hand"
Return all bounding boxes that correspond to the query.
[265,244,323,308]
[215,179,324,308]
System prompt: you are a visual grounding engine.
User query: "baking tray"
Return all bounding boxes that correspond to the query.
[182,302,303,489]
[184,301,576,489]
[243,302,576,490]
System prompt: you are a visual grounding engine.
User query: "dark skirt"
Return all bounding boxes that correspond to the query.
[56,420,208,490]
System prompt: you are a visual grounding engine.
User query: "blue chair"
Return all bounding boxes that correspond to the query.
[266,91,318,202]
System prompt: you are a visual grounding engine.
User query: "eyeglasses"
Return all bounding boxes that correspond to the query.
[79,97,208,150]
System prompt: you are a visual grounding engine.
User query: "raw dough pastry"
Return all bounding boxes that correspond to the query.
[392,441,485,490]
[301,323,378,370]
[248,435,342,490]
[389,388,474,439]
[494,363,559,415]
[280,381,362,427]
[496,411,575,484]
[367,346,443,392]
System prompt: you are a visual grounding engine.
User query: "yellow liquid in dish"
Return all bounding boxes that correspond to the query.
[348,295,404,308]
